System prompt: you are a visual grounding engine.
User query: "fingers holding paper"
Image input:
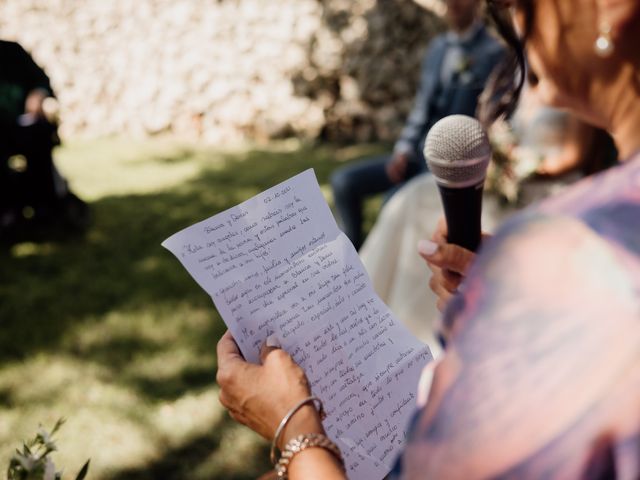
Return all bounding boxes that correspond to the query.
[216,331,323,447]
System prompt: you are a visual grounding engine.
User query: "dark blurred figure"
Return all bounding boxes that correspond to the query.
[331,0,505,250]
[0,40,89,241]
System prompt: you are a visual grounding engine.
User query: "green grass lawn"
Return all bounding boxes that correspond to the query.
[0,137,386,479]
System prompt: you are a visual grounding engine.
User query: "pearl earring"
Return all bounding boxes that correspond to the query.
[594,21,614,58]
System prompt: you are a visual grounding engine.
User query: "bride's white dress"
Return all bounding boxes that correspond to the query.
[359,174,514,357]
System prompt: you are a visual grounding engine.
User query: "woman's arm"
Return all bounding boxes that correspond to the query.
[216,332,346,480]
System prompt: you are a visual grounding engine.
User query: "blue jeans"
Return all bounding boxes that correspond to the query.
[330,154,427,250]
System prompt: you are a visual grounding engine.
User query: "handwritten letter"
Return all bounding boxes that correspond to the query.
[162,169,433,479]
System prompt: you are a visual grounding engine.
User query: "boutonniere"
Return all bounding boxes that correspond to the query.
[455,55,474,84]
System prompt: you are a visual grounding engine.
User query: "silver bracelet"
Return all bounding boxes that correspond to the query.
[275,432,344,479]
[270,396,325,466]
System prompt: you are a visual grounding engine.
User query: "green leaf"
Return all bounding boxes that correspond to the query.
[51,418,66,436]
[74,459,90,480]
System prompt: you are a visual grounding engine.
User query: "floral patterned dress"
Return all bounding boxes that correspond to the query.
[390,152,640,479]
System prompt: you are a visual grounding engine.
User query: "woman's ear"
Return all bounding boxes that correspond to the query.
[595,0,640,42]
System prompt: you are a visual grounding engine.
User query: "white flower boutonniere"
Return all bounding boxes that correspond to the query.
[455,55,474,85]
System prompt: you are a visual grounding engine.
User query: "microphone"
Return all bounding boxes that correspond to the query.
[424,115,491,252]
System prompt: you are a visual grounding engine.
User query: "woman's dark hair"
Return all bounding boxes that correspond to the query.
[478,0,534,126]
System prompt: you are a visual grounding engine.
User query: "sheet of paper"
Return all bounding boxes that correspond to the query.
[162,169,433,479]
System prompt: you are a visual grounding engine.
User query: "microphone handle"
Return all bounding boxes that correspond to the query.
[437,182,483,252]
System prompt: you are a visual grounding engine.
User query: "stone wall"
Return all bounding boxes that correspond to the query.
[0,0,444,143]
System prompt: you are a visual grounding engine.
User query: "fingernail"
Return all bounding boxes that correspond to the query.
[418,240,438,256]
[266,334,281,348]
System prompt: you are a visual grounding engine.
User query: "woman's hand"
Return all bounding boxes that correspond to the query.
[216,331,324,448]
[418,218,484,312]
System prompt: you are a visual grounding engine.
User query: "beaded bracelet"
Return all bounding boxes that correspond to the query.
[270,396,326,466]
[275,432,344,479]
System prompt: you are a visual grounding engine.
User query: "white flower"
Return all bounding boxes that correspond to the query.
[512,145,542,178]
[37,427,58,452]
[44,457,57,480]
[15,452,38,472]
[460,71,473,85]
[8,419,88,480]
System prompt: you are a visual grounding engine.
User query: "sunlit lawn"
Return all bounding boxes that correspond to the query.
[0,137,385,479]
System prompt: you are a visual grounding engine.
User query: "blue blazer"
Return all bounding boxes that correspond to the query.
[394,24,506,165]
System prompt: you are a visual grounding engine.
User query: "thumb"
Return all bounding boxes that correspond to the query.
[259,335,282,364]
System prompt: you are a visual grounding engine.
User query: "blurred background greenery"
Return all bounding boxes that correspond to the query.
[0,137,386,479]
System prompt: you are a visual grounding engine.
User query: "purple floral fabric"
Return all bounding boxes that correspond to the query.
[390,153,640,479]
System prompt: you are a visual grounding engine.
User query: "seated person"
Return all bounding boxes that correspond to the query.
[0,40,87,235]
[359,87,617,354]
[331,0,505,250]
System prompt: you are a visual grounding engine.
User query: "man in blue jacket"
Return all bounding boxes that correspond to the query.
[331,0,505,249]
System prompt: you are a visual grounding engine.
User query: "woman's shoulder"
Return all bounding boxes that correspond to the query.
[530,153,640,257]
[399,210,640,479]
[445,209,640,334]
[472,211,635,292]
[535,153,640,218]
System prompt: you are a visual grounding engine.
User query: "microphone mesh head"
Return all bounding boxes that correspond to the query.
[424,115,491,188]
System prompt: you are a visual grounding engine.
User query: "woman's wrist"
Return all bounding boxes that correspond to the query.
[277,404,324,450]
[286,436,346,479]
[271,399,345,479]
